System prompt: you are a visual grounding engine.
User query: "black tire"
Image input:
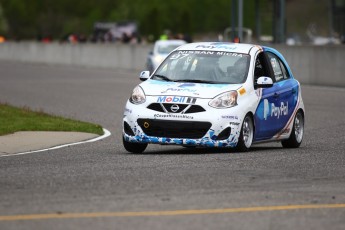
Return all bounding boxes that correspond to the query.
[282,110,304,148]
[235,114,254,152]
[123,137,148,153]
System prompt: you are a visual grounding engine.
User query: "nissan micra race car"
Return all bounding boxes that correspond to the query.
[123,42,305,153]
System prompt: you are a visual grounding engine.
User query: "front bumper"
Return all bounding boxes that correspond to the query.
[123,97,245,148]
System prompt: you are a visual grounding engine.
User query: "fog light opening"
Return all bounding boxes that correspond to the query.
[124,121,135,136]
[216,127,231,140]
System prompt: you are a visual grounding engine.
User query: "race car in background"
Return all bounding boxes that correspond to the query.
[146,39,187,72]
[123,42,305,153]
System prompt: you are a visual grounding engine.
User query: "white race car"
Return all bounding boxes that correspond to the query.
[123,42,305,153]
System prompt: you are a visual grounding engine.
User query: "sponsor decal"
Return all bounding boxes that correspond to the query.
[161,87,197,93]
[176,50,244,57]
[215,52,244,57]
[222,115,239,120]
[186,97,197,104]
[264,99,289,120]
[177,50,215,55]
[157,96,196,104]
[154,114,194,119]
[271,102,288,118]
[238,87,246,95]
[195,44,237,50]
[230,122,240,126]
[158,96,186,103]
[170,53,191,60]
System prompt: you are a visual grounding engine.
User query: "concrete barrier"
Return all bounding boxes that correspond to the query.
[0,42,152,70]
[0,42,344,87]
[273,45,345,87]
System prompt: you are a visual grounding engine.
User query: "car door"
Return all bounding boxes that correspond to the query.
[254,51,299,141]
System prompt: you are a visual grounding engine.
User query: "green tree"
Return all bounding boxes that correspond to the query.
[0,2,8,34]
[0,0,264,40]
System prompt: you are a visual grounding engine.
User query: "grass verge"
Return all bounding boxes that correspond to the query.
[0,103,104,136]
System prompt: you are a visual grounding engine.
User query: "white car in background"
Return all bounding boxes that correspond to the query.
[124,42,305,153]
[146,40,187,72]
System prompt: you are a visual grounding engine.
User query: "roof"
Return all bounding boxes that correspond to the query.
[176,42,261,54]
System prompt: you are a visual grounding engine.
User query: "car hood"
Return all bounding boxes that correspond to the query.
[141,79,242,98]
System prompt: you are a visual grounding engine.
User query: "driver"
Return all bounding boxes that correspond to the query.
[229,57,247,83]
[195,57,224,81]
[208,57,225,81]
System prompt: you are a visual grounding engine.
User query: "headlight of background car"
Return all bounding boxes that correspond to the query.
[209,91,238,108]
[153,55,164,65]
[129,86,146,104]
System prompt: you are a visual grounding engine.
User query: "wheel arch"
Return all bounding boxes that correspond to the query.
[297,108,305,119]
[246,111,256,138]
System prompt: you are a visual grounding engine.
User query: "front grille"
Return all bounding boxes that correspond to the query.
[147,103,205,114]
[185,105,206,113]
[162,103,189,113]
[147,103,164,112]
[137,119,211,139]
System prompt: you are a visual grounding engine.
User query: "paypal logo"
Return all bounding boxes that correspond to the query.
[161,88,197,93]
[195,44,237,50]
[264,99,289,120]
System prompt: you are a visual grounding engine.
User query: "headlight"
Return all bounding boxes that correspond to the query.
[209,91,238,108]
[129,86,146,104]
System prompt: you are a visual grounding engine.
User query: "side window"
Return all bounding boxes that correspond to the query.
[267,52,290,82]
[278,60,290,80]
[254,52,270,82]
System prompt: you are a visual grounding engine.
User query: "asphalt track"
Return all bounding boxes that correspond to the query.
[0,60,345,230]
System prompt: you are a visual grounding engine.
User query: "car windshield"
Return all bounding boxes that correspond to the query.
[152,50,250,84]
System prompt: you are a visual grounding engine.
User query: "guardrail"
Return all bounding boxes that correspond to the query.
[0,42,344,87]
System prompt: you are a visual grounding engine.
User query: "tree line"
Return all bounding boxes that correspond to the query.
[0,0,272,41]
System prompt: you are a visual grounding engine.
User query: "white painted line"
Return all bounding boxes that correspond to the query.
[0,128,111,157]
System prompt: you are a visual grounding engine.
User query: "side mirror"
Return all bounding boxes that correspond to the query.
[139,71,150,81]
[256,76,273,88]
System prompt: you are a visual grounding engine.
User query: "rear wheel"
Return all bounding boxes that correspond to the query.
[235,114,254,152]
[123,137,148,153]
[282,110,304,148]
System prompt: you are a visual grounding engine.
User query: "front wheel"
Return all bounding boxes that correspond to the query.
[235,114,254,152]
[281,110,304,148]
[123,137,148,153]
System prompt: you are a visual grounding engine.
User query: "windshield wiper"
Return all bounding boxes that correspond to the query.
[152,74,173,81]
[175,79,219,84]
